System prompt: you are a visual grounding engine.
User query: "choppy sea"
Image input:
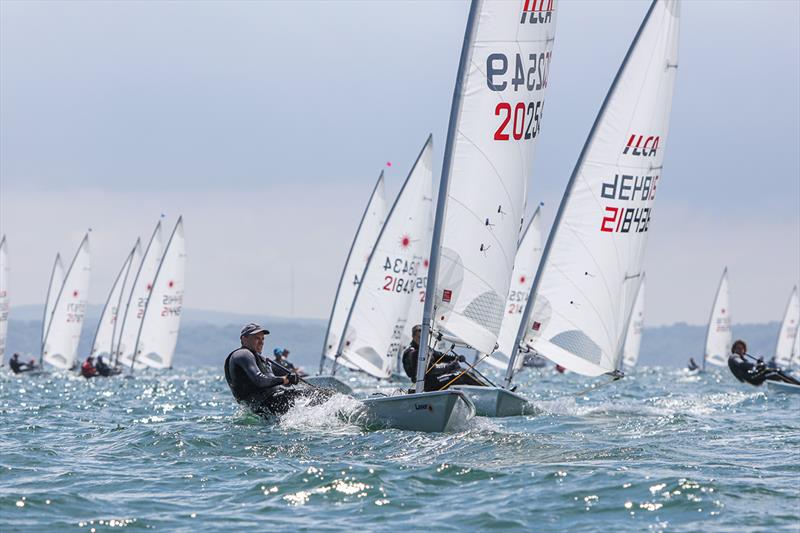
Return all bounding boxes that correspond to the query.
[1,364,798,532]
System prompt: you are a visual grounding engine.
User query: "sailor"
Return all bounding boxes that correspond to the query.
[225,323,318,416]
[95,355,113,377]
[271,348,306,377]
[401,325,485,391]
[81,356,98,379]
[8,353,35,374]
[687,357,699,371]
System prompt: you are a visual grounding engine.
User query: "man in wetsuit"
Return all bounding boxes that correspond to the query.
[95,356,117,377]
[225,323,311,416]
[402,325,486,392]
[728,340,800,386]
[687,357,699,371]
[8,353,35,374]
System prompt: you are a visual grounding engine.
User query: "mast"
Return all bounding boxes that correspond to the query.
[110,239,141,360]
[505,0,662,387]
[417,0,481,394]
[130,217,182,372]
[320,172,385,374]
[702,267,727,372]
[335,135,432,378]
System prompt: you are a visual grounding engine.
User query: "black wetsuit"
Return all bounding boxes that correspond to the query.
[687,359,699,371]
[728,356,769,385]
[9,358,33,374]
[272,359,296,377]
[224,347,314,416]
[401,341,486,392]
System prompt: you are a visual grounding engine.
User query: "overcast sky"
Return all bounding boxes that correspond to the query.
[1,0,798,327]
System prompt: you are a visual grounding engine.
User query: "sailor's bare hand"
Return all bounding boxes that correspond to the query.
[282,375,290,385]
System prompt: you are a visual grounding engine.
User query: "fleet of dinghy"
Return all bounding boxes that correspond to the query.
[509,0,680,389]
[0,237,8,365]
[701,268,731,371]
[41,234,91,370]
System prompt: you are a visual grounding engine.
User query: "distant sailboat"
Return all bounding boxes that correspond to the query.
[360,0,560,429]
[485,206,543,371]
[702,268,731,370]
[130,217,186,370]
[509,0,680,383]
[90,239,141,361]
[621,275,646,370]
[41,234,91,370]
[0,236,8,364]
[116,221,163,369]
[773,286,799,369]
[316,172,387,381]
[335,137,433,379]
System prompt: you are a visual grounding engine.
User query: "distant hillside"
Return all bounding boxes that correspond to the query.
[3,305,783,370]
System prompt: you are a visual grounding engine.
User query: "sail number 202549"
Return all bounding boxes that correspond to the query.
[486,52,552,142]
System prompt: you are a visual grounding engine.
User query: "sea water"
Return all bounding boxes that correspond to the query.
[1,366,798,531]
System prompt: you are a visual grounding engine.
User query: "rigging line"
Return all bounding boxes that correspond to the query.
[438,353,491,391]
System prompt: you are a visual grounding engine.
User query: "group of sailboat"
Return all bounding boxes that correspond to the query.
[299,0,680,430]
[2,216,186,376]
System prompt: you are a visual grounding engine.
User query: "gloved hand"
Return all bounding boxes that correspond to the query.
[457,355,467,363]
[288,373,300,386]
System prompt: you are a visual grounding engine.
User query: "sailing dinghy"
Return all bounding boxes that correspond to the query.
[116,221,163,370]
[0,236,8,365]
[702,268,731,370]
[89,239,141,372]
[129,217,185,370]
[506,0,680,390]
[41,234,91,370]
[307,172,387,394]
[366,0,559,427]
[767,287,800,395]
[620,275,646,371]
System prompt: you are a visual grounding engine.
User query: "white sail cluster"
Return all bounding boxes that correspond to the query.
[515,0,680,377]
[336,138,434,379]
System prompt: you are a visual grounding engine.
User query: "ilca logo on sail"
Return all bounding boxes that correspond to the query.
[520,0,554,25]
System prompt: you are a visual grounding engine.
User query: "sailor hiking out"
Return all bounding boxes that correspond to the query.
[727,340,800,387]
[224,323,330,416]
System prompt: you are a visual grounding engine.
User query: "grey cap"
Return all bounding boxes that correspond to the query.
[240,323,270,337]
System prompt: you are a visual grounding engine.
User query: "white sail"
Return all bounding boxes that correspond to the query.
[41,254,64,354]
[621,276,646,370]
[43,234,91,369]
[425,0,558,356]
[0,236,8,363]
[90,239,141,359]
[321,174,387,368]
[486,206,543,370]
[704,268,731,368]
[791,320,800,369]
[132,217,186,369]
[514,0,680,377]
[338,137,433,379]
[774,286,799,368]
[117,221,163,368]
[398,199,434,360]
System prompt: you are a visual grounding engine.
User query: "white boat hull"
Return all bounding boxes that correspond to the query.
[452,385,533,417]
[360,390,475,432]
[767,380,800,395]
[305,375,353,395]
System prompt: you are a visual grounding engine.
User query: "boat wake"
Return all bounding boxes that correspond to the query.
[279,393,365,434]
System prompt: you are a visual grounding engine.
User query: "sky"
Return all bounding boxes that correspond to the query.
[1,0,798,327]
